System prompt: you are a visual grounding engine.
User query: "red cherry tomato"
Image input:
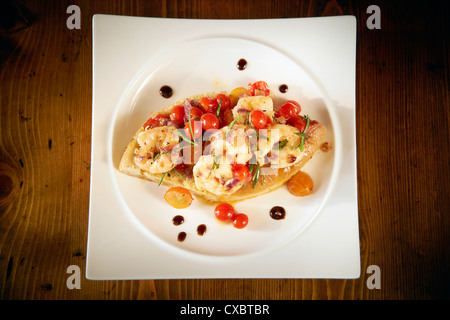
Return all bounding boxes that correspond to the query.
[200,113,220,131]
[288,117,306,132]
[219,108,234,126]
[143,114,170,129]
[200,97,219,113]
[247,81,270,96]
[215,94,231,110]
[184,121,202,140]
[214,203,236,222]
[250,109,268,129]
[233,213,249,229]
[170,105,185,123]
[186,107,204,121]
[231,164,251,182]
[278,100,301,120]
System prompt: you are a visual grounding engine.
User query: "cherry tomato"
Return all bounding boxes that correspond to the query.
[215,93,231,110]
[231,164,251,182]
[184,121,202,140]
[200,113,220,131]
[186,107,204,121]
[229,87,251,107]
[219,108,234,126]
[233,213,249,229]
[287,171,313,197]
[250,109,268,129]
[247,81,270,96]
[288,117,306,132]
[143,114,170,129]
[287,117,317,135]
[170,105,185,123]
[164,187,194,209]
[214,203,236,222]
[200,97,219,113]
[278,100,301,120]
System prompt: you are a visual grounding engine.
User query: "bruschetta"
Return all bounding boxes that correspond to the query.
[119,81,326,203]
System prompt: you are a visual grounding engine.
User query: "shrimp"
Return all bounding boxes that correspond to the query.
[254,124,303,168]
[231,95,275,124]
[193,154,246,195]
[133,126,181,173]
[207,125,252,165]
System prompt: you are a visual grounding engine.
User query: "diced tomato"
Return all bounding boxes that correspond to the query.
[247,81,270,96]
[219,108,234,126]
[143,114,170,129]
[288,117,306,132]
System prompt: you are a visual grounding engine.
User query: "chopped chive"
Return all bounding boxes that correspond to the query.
[188,110,195,143]
[216,99,222,118]
[172,167,185,179]
[158,172,166,186]
[278,139,288,149]
[177,130,197,145]
[225,115,244,137]
[252,163,261,188]
[292,115,310,152]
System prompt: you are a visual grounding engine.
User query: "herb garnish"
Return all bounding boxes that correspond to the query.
[292,115,310,152]
[278,139,288,149]
[216,99,222,118]
[158,172,166,186]
[158,165,186,187]
[252,163,262,188]
[188,110,196,143]
[225,115,244,137]
[208,153,220,178]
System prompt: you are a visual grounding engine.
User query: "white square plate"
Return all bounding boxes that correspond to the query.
[87,15,359,279]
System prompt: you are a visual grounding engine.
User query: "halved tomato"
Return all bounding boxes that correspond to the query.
[164,187,194,209]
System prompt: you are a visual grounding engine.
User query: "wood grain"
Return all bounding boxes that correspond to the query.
[0,0,448,300]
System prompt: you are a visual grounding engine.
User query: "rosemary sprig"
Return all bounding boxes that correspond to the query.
[158,166,186,187]
[188,110,195,143]
[225,115,244,137]
[153,143,192,161]
[172,167,185,179]
[292,115,310,152]
[216,99,222,118]
[278,139,288,149]
[177,130,197,146]
[208,153,220,178]
[158,172,166,186]
[252,163,261,189]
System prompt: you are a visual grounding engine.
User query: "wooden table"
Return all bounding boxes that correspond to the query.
[1,0,448,301]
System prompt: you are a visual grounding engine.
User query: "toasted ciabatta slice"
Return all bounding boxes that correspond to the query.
[119,83,326,203]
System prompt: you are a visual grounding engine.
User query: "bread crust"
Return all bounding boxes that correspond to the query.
[119,92,326,203]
